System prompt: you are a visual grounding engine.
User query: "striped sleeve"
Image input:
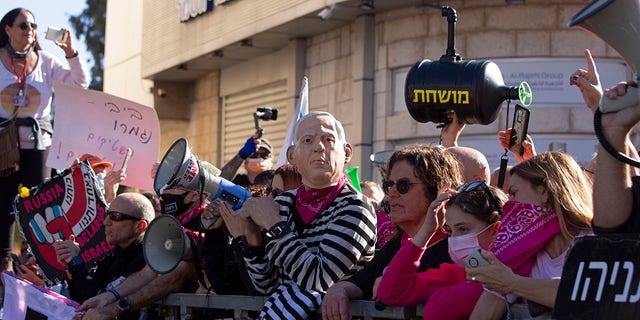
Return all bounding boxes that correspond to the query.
[265,188,377,293]
[243,250,279,294]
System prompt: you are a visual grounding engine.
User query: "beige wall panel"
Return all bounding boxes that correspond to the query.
[104,0,153,106]
[141,0,345,77]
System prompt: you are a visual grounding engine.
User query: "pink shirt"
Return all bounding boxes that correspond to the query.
[376,241,483,320]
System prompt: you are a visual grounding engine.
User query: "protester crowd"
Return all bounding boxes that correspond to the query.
[1,6,638,320]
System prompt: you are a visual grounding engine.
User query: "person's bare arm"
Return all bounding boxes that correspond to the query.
[220,154,245,180]
[76,265,157,312]
[440,111,465,147]
[220,135,260,180]
[469,291,507,320]
[593,83,640,229]
[126,260,196,310]
[79,261,196,319]
[322,281,365,320]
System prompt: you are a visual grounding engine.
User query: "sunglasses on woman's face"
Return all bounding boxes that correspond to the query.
[17,22,37,31]
[457,180,503,216]
[106,210,143,222]
[382,178,422,195]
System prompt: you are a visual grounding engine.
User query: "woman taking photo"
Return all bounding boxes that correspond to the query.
[0,7,88,272]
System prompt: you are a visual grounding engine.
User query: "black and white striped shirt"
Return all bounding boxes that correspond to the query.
[244,183,377,319]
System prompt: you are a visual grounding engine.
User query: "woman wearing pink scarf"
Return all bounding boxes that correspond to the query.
[466,152,593,319]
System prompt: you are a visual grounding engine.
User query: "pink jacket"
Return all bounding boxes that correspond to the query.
[376,241,484,320]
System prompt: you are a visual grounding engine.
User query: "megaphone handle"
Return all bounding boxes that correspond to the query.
[600,87,640,113]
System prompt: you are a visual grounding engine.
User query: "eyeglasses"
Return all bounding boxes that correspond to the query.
[249,152,271,159]
[17,22,37,30]
[382,178,422,195]
[457,180,503,216]
[106,210,144,222]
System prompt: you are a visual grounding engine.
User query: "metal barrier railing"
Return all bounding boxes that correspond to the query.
[157,293,424,319]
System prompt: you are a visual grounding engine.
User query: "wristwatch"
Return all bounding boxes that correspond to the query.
[117,297,131,313]
[265,221,290,239]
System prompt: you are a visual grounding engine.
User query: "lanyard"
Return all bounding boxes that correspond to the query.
[9,54,28,94]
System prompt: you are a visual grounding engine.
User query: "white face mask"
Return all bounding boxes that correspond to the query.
[246,157,271,172]
[447,223,495,267]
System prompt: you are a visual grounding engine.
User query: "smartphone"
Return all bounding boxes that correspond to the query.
[465,248,489,268]
[45,27,68,43]
[509,104,531,157]
[121,148,132,171]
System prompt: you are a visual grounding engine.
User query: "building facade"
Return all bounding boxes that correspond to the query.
[104,0,629,182]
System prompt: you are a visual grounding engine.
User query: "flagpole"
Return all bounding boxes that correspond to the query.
[275,76,309,168]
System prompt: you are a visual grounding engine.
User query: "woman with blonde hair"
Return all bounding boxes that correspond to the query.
[467,151,593,319]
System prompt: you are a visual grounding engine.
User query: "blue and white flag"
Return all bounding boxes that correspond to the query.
[276,76,309,168]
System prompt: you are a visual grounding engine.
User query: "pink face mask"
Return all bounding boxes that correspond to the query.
[447,223,495,267]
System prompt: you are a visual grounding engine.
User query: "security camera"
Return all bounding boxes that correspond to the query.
[318,4,336,20]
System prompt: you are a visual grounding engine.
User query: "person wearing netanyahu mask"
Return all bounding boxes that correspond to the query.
[376,179,506,320]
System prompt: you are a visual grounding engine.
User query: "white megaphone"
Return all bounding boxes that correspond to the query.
[568,0,640,113]
[154,138,251,210]
[143,215,192,274]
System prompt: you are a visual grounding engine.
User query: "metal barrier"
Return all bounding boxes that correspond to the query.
[157,293,424,319]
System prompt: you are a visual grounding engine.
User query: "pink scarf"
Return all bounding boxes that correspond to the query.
[492,201,560,276]
[175,205,206,226]
[296,175,347,224]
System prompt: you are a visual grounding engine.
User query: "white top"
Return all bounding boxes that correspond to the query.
[0,50,88,149]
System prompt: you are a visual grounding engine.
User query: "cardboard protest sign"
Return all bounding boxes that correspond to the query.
[13,161,112,285]
[48,82,160,191]
[554,235,640,319]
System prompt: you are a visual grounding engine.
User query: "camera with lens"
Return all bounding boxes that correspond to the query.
[254,107,278,137]
[255,107,278,121]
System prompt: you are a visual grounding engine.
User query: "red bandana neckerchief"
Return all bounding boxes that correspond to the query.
[296,175,347,224]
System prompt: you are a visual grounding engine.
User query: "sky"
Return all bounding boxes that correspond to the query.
[0,0,92,66]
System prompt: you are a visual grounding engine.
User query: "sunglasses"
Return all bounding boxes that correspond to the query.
[457,180,503,216]
[249,152,271,159]
[106,210,144,222]
[382,178,422,195]
[17,21,37,30]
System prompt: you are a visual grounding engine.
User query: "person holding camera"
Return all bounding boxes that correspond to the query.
[0,7,88,276]
[220,134,274,187]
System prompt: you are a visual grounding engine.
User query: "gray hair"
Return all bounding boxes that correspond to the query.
[293,112,347,146]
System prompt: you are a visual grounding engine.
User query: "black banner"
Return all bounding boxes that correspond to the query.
[554,235,640,319]
[13,162,112,285]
